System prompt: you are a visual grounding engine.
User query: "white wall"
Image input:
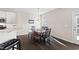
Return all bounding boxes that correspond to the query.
[16,12,33,36]
[16,12,40,36]
[41,8,73,43]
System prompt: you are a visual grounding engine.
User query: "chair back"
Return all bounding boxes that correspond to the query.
[46,28,51,37]
[41,28,51,39]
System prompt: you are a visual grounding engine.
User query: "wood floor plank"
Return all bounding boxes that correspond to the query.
[17,35,79,50]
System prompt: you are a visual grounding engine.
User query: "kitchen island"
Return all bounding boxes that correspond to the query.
[0,25,17,44]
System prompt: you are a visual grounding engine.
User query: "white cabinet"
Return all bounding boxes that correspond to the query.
[0,11,6,18]
[0,11,16,24]
[6,12,16,24]
[0,30,16,44]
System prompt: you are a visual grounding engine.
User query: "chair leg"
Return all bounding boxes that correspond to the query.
[47,37,51,45]
[17,39,21,50]
[12,46,14,50]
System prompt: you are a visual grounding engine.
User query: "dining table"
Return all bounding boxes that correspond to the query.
[30,29,46,43]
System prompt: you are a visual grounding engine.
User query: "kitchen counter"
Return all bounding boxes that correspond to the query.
[0,28,16,33]
[0,25,17,44]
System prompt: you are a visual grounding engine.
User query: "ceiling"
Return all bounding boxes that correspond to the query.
[0,8,55,15]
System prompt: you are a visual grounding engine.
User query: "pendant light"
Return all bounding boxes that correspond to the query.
[38,8,40,21]
[37,8,41,29]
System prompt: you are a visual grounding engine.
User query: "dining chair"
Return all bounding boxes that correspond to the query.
[31,31,41,43]
[41,28,51,44]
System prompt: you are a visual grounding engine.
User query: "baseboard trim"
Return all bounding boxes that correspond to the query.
[51,35,79,46]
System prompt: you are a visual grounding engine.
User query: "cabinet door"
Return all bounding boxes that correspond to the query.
[0,11,6,18]
[6,12,16,24]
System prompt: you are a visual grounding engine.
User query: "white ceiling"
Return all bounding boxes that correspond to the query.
[0,8,55,15]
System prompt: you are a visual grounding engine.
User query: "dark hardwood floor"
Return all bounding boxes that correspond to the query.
[17,35,79,50]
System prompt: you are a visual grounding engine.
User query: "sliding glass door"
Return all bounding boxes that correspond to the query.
[72,11,79,44]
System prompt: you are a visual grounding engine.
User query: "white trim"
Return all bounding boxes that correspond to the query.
[52,38,68,47]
